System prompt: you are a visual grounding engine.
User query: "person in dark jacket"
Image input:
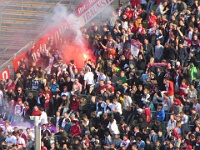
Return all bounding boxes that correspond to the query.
[137,54,146,71]
[178,42,188,67]
[26,92,37,112]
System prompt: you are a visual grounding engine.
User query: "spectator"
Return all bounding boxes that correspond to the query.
[156,105,165,122]
[39,108,48,125]
[70,120,82,137]
[14,98,24,122]
[31,106,41,116]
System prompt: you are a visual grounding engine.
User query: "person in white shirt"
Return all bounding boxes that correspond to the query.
[0,89,4,107]
[61,86,70,99]
[61,112,71,128]
[112,98,122,123]
[14,99,24,122]
[15,133,25,147]
[5,132,16,146]
[95,67,107,86]
[193,99,200,116]
[4,120,13,135]
[155,0,169,15]
[40,108,48,125]
[120,134,130,148]
[84,68,94,94]
[107,118,120,135]
[25,128,35,141]
[180,112,189,124]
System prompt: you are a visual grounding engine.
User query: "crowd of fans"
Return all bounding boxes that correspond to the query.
[1,0,200,149]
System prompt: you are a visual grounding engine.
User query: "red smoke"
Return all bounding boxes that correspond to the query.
[61,43,95,69]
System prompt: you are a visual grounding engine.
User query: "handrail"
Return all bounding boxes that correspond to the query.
[0,41,33,69]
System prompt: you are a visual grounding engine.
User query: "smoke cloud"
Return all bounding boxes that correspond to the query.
[41,3,95,69]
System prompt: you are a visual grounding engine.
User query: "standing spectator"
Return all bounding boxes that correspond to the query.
[154,40,164,62]
[123,92,132,119]
[14,98,24,122]
[15,87,25,103]
[39,108,48,125]
[84,67,94,94]
[155,1,169,16]
[41,124,51,137]
[26,92,37,112]
[163,77,175,106]
[7,99,15,122]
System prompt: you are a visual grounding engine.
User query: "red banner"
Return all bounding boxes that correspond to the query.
[12,23,66,72]
[75,0,99,17]
[75,0,114,26]
[12,52,27,72]
[0,67,10,80]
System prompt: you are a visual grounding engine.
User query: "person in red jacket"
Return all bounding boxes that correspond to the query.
[163,78,174,105]
[70,120,82,137]
[31,106,41,116]
[148,11,157,28]
[70,95,80,113]
[179,79,189,97]
[123,6,133,20]
[144,104,151,123]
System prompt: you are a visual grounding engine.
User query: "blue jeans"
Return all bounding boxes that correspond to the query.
[146,1,155,12]
[14,115,23,122]
[8,114,14,122]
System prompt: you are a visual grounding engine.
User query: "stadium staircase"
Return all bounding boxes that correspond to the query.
[0,0,81,75]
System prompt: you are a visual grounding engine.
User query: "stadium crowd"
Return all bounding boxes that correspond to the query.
[1,0,200,149]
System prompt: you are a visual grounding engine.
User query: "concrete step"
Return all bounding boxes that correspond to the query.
[1,13,45,20]
[0,1,72,11]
